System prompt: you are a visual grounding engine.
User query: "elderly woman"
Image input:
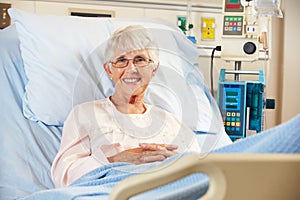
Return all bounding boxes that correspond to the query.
[51,25,200,188]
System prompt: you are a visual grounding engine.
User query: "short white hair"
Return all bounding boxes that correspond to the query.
[104,25,159,65]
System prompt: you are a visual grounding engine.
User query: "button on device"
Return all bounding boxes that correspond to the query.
[243,42,257,55]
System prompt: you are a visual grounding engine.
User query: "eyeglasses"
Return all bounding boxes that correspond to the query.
[110,56,153,68]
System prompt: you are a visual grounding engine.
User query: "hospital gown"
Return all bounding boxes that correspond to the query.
[51,98,200,187]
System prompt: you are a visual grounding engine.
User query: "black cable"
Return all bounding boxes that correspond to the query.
[210,46,221,97]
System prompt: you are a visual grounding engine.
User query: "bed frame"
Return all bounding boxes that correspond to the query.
[110,154,300,200]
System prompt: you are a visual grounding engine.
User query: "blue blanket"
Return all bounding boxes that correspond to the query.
[20,114,300,200]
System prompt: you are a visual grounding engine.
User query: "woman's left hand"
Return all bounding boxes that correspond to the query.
[107,143,178,164]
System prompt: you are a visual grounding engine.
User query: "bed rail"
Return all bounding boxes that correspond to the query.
[110,153,300,200]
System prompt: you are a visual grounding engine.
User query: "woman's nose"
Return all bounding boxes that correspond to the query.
[126,60,137,71]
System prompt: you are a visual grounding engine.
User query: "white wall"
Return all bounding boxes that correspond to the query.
[280,0,300,123]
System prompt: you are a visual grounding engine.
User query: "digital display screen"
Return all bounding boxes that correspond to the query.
[226,105,238,109]
[226,98,238,103]
[224,0,243,12]
[226,91,238,96]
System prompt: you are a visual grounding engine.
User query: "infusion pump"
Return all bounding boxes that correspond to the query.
[217,0,268,141]
[221,0,260,61]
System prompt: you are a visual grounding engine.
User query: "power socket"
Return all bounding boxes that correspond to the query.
[0,3,11,29]
[201,17,215,40]
[246,25,258,36]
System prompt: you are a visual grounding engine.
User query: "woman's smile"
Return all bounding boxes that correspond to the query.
[122,77,141,84]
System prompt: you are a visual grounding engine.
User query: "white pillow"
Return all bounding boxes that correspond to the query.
[8,8,215,132]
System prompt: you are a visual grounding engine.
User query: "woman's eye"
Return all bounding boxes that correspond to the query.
[135,57,146,62]
[116,58,127,63]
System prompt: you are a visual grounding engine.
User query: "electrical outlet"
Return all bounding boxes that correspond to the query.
[0,3,11,29]
[201,17,215,40]
[246,25,258,34]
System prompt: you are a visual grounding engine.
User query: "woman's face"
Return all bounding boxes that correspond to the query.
[104,49,159,97]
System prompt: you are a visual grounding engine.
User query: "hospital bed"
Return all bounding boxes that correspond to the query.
[1,8,300,200]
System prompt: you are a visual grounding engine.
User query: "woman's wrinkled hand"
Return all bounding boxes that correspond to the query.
[107,143,178,164]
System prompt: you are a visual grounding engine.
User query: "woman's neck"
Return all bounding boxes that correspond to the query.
[110,94,146,114]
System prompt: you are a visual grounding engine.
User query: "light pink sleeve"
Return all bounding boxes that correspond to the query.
[51,108,108,188]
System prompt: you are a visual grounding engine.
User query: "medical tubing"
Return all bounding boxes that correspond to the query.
[210,46,221,97]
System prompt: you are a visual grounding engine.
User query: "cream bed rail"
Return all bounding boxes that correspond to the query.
[110,154,300,200]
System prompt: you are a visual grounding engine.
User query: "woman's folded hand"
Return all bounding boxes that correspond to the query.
[107,143,178,164]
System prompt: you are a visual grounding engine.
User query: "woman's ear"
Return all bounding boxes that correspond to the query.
[152,61,160,76]
[104,63,113,79]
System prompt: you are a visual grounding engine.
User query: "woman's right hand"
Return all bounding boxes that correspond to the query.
[107,143,178,164]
